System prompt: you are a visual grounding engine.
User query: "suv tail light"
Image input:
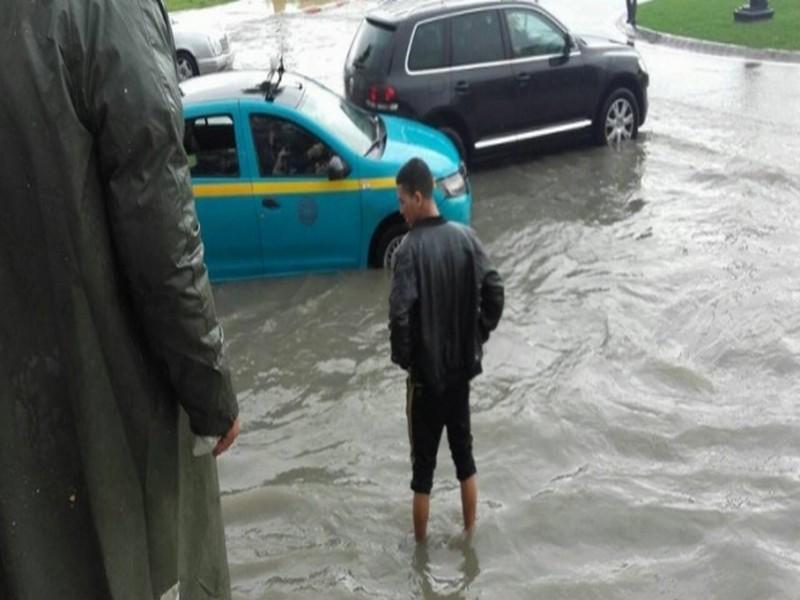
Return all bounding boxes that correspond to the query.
[366,84,399,112]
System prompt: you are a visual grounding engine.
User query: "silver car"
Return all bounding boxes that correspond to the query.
[171,20,235,81]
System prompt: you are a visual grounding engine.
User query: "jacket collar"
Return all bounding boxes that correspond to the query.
[413,216,446,229]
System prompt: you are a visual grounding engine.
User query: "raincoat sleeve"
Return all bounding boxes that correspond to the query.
[389,240,417,370]
[473,233,504,343]
[78,0,238,436]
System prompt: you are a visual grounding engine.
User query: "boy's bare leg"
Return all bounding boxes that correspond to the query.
[460,475,477,534]
[413,493,430,543]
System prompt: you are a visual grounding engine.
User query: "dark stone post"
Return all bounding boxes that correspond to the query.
[626,0,638,26]
[734,0,774,22]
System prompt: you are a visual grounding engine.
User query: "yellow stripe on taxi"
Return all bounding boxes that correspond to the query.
[192,177,397,198]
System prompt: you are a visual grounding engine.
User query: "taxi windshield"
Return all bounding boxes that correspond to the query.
[298,83,376,155]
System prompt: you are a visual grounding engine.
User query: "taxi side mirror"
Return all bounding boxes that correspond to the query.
[328,155,350,181]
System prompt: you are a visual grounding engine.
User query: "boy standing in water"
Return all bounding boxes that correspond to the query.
[389,158,504,542]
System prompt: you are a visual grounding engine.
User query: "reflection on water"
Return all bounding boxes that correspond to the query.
[472,141,648,230]
[413,537,480,600]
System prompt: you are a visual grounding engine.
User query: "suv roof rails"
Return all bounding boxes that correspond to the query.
[371,0,501,23]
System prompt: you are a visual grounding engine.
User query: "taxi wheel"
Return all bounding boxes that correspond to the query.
[372,222,408,269]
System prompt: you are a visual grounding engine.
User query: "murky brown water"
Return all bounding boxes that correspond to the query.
[181,1,800,597]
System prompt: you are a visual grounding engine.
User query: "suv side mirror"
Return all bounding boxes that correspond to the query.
[563,35,574,55]
[328,155,350,181]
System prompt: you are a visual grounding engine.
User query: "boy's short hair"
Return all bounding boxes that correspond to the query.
[396,158,434,200]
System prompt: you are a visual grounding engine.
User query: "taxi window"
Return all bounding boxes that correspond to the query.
[298,86,375,156]
[250,114,333,178]
[183,114,239,178]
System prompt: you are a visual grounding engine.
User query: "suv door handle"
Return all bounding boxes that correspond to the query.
[516,72,531,85]
[454,80,471,94]
[262,198,280,209]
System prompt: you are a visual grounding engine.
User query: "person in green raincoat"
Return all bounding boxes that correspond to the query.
[0,1,241,598]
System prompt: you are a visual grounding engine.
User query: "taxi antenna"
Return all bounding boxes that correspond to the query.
[264,55,285,101]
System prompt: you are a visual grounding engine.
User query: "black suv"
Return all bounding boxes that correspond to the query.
[344,0,649,160]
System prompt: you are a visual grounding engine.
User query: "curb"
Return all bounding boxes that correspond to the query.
[300,0,348,14]
[617,18,800,64]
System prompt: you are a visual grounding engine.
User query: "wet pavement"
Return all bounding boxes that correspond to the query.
[176,1,800,598]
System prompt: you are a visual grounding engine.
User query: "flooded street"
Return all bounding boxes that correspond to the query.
[179,1,800,597]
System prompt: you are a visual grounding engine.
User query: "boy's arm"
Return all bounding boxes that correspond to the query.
[389,243,418,369]
[474,237,504,342]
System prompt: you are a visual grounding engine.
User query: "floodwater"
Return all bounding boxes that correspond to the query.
[181,1,800,598]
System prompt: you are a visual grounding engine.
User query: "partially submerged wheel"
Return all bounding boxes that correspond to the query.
[176,50,199,81]
[597,88,639,147]
[371,222,408,269]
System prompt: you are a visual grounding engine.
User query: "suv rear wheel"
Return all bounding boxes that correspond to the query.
[596,88,639,147]
[438,125,468,161]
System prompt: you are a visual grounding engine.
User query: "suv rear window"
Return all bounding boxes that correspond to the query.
[348,19,394,73]
[408,20,447,72]
[450,10,505,67]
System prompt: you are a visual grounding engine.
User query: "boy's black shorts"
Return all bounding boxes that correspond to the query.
[405,376,476,494]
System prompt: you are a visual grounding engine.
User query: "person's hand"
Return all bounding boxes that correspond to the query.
[307,142,324,159]
[213,417,240,457]
[273,148,290,175]
[314,160,328,175]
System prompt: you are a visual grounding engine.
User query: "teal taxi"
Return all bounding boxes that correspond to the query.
[180,69,472,281]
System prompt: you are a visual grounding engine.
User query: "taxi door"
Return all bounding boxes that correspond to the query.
[243,109,363,275]
[184,104,261,281]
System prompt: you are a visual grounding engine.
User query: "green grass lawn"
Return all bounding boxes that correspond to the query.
[165,0,235,11]
[638,0,800,50]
